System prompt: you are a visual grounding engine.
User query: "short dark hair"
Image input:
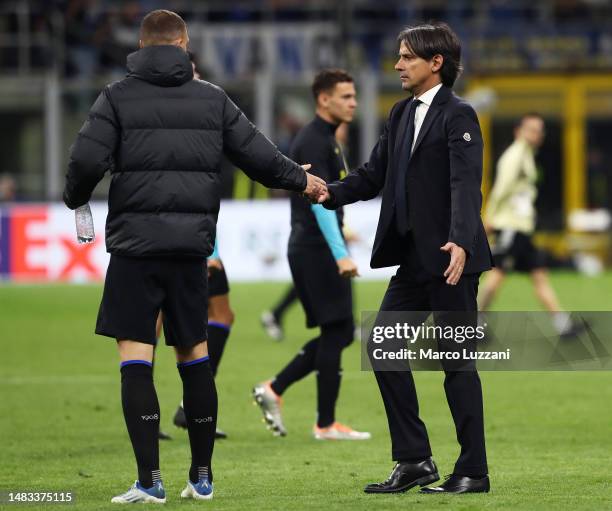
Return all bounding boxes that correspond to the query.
[397,23,462,87]
[515,112,544,129]
[312,69,354,101]
[140,10,187,46]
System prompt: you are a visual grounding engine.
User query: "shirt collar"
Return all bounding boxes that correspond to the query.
[415,83,443,107]
[314,114,340,135]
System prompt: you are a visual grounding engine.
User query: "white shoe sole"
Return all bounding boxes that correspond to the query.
[314,433,372,441]
[180,485,213,501]
[260,313,283,340]
[111,495,166,504]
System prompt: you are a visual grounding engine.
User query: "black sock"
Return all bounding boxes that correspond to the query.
[120,361,160,488]
[271,337,319,395]
[272,286,299,321]
[315,319,354,428]
[207,322,231,377]
[178,357,217,484]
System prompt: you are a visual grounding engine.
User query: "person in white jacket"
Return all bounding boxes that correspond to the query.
[480,112,579,337]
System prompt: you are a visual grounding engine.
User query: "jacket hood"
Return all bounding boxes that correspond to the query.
[126,45,193,87]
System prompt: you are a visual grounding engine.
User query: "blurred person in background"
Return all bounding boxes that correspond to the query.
[260,122,359,341]
[0,173,17,201]
[63,9,324,504]
[97,1,143,76]
[480,113,582,337]
[64,0,102,77]
[253,69,371,441]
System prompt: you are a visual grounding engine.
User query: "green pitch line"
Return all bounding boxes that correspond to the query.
[1,272,611,510]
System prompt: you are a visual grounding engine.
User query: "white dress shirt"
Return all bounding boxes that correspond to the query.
[411,82,443,153]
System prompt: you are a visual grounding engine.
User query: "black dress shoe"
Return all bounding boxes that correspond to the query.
[364,459,439,494]
[420,473,490,494]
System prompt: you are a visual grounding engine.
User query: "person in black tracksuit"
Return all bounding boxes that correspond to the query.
[253,70,370,441]
[63,10,325,504]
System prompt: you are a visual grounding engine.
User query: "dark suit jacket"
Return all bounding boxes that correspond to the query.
[324,85,493,276]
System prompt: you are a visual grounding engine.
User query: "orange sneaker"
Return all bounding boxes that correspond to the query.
[313,422,371,440]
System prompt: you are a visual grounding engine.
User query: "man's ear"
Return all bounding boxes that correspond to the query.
[179,32,189,51]
[431,54,444,73]
[138,39,144,49]
[318,92,330,109]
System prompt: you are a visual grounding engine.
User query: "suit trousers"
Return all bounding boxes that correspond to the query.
[371,233,488,476]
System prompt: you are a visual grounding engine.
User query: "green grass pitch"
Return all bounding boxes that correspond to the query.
[1,272,612,510]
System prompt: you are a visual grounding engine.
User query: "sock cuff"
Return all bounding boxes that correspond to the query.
[120,359,153,369]
[208,321,231,332]
[177,356,209,368]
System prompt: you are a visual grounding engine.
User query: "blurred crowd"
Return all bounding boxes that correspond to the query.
[0,0,610,206]
[1,0,612,77]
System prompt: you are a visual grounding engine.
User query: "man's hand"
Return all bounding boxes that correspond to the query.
[441,242,466,285]
[302,164,327,203]
[337,257,359,278]
[317,188,331,204]
[208,258,223,278]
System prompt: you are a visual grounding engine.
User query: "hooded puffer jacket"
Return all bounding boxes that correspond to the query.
[64,45,306,257]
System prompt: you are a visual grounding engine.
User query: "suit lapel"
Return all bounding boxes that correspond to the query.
[409,85,452,161]
[409,107,441,159]
[393,99,413,165]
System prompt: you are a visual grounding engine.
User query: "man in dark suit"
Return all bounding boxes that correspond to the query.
[318,23,493,494]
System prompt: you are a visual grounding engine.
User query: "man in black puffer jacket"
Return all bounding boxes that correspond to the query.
[63,9,326,505]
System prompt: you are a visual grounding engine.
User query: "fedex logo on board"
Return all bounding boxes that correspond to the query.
[0,205,107,282]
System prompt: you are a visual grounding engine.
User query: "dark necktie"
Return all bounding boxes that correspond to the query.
[395,99,421,236]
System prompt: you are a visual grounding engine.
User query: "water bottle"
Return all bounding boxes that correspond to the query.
[75,203,95,244]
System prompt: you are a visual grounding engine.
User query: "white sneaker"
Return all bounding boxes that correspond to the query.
[180,478,213,501]
[252,381,287,436]
[313,422,371,441]
[111,480,166,504]
[260,311,283,341]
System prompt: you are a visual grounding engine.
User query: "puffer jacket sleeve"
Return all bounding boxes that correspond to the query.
[221,93,306,192]
[63,87,119,209]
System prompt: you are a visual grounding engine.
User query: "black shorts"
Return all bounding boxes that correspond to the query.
[96,255,208,347]
[491,230,546,273]
[288,245,353,329]
[208,266,230,297]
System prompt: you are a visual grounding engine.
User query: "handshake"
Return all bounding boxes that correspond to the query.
[301,164,330,204]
